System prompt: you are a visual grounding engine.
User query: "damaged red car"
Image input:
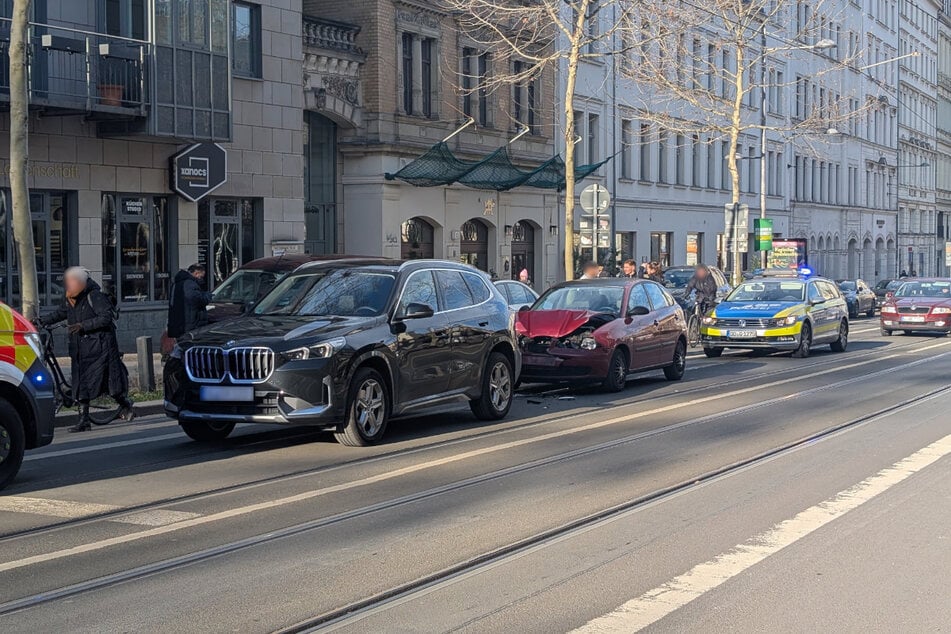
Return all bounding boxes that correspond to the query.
[516,279,688,391]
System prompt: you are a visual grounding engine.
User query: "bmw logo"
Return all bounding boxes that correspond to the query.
[226,340,236,348]
[738,319,747,327]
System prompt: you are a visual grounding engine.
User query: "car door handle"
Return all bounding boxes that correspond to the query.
[479,321,489,327]
[653,320,660,326]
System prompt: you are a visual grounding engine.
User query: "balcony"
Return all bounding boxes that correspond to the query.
[0,19,148,118]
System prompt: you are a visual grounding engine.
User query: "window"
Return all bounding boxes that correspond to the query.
[198,198,262,290]
[512,61,538,133]
[462,272,491,304]
[105,0,146,39]
[587,113,599,164]
[436,270,473,310]
[628,284,650,312]
[177,0,208,47]
[421,38,433,117]
[639,123,651,181]
[621,119,633,179]
[707,141,716,189]
[477,51,489,125]
[102,194,173,304]
[721,141,730,190]
[462,48,489,125]
[658,128,668,183]
[399,270,439,313]
[691,135,701,187]
[650,232,673,268]
[675,134,685,185]
[402,33,414,114]
[644,282,672,309]
[232,2,261,78]
[687,232,703,265]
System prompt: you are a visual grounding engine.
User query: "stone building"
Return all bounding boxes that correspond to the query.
[0,0,304,348]
[937,0,951,275]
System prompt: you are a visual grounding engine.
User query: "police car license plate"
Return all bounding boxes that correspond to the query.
[200,386,254,402]
[727,330,757,338]
[901,316,926,323]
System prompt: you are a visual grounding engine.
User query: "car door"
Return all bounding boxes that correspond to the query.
[436,269,486,392]
[820,280,848,334]
[643,281,681,364]
[857,281,874,313]
[393,269,451,405]
[626,283,660,368]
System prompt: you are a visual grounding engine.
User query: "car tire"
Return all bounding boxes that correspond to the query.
[881,327,892,336]
[792,323,812,358]
[663,339,687,381]
[902,330,912,336]
[830,320,848,352]
[180,421,236,442]
[336,367,389,447]
[0,399,26,491]
[866,305,875,318]
[703,347,723,358]
[470,352,514,421]
[601,348,629,392]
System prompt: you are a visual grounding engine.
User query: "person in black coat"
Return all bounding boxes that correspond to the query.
[167,264,213,339]
[43,267,134,432]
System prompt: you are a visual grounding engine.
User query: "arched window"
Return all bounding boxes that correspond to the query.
[401,217,435,260]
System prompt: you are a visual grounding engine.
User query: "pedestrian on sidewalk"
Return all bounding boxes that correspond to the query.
[167,264,213,340]
[41,267,134,432]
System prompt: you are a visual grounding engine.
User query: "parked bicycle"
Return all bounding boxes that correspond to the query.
[37,322,123,425]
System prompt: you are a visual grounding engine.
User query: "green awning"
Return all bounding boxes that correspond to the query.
[384,142,610,191]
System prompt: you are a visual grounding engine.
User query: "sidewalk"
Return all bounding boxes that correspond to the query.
[54,353,165,392]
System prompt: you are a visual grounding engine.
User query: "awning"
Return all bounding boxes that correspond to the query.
[384,142,611,191]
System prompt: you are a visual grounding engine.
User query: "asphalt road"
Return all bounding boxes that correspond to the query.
[1,317,949,633]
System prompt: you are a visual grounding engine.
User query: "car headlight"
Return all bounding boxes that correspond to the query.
[580,336,597,350]
[775,315,798,327]
[703,316,717,325]
[23,331,43,356]
[169,345,183,360]
[281,337,347,361]
[931,307,951,314]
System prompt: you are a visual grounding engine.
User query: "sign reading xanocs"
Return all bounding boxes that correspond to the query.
[170,143,227,202]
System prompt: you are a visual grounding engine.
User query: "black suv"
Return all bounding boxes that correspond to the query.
[164,260,520,446]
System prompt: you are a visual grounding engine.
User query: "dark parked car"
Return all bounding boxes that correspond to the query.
[873,278,902,307]
[836,279,876,318]
[662,265,732,309]
[494,280,539,311]
[164,260,520,446]
[880,278,951,336]
[516,279,687,391]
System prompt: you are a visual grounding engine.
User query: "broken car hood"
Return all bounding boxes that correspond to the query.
[517,309,605,338]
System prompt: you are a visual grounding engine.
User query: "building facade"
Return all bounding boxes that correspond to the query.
[937,0,951,275]
[897,0,941,276]
[303,0,561,290]
[0,0,305,349]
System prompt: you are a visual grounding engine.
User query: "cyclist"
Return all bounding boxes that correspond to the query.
[40,267,134,432]
[685,264,718,315]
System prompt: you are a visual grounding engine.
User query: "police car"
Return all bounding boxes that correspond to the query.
[699,268,849,359]
[0,302,55,490]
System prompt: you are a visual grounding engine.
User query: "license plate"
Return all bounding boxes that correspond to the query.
[200,386,254,402]
[525,354,560,367]
[727,330,757,338]
[901,316,926,323]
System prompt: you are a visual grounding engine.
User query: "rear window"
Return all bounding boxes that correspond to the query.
[436,270,474,310]
[462,272,491,304]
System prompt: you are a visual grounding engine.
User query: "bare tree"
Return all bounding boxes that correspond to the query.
[9,0,38,319]
[443,0,637,279]
[619,0,867,282]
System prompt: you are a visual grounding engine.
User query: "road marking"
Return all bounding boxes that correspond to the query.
[24,433,185,462]
[0,497,201,527]
[571,433,951,633]
[0,344,946,573]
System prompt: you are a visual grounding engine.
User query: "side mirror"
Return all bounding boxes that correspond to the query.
[810,297,827,306]
[398,302,435,320]
[628,305,650,317]
[518,304,531,313]
[242,301,255,314]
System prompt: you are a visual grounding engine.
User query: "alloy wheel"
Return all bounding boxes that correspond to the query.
[355,378,386,437]
[489,361,512,411]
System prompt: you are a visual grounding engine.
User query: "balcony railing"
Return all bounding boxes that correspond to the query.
[302,17,363,55]
[0,19,149,116]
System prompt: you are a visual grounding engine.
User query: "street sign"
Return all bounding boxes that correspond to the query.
[723,203,749,253]
[754,218,773,252]
[170,143,228,202]
[580,184,611,213]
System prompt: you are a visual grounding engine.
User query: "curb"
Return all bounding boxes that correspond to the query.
[53,400,167,429]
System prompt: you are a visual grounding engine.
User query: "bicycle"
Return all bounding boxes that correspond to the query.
[37,322,123,425]
[686,297,711,349]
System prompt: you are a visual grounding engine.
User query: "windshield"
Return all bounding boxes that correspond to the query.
[663,269,694,289]
[837,281,856,292]
[726,280,805,302]
[212,269,286,304]
[894,281,951,298]
[254,270,396,317]
[535,285,625,315]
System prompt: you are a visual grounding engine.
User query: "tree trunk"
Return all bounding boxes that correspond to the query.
[727,46,745,286]
[9,0,38,320]
[562,0,590,281]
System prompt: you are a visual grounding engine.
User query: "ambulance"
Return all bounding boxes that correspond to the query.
[0,301,55,490]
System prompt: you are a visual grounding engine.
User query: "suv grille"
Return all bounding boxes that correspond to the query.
[185,346,274,383]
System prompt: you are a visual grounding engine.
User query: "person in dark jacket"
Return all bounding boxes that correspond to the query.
[43,267,134,432]
[685,264,719,311]
[167,264,213,339]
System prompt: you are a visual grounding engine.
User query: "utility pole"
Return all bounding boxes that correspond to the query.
[9,0,38,320]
